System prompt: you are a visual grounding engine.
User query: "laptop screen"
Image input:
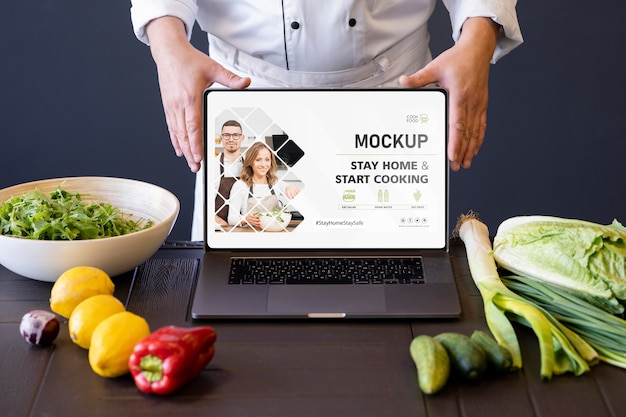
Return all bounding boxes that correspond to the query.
[204,89,448,250]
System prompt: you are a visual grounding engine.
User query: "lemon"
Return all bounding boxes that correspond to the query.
[88,311,150,378]
[50,266,115,319]
[69,294,126,349]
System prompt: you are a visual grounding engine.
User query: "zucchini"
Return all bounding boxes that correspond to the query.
[471,330,514,373]
[409,335,450,395]
[434,332,487,382]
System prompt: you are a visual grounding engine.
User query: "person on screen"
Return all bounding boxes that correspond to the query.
[213,120,245,227]
[228,142,300,228]
[129,1,523,239]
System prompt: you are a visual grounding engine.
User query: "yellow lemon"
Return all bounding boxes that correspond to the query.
[88,311,150,378]
[68,294,126,349]
[50,266,114,319]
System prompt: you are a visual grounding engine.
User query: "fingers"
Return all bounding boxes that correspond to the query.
[398,66,438,88]
[448,99,487,171]
[246,214,260,228]
[400,67,480,171]
[465,111,487,167]
[162,63,251,173]
[209,59,252,89]
[222,72,252,90]
[165,102,202,173]
[285,185,301,199]
[164,110,182,158]
[399,45,491,171]
[186,104,204,170]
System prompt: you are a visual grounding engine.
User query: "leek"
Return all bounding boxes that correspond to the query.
[455,213,596,379]
[493,216,626,314]
[502,274,626,369]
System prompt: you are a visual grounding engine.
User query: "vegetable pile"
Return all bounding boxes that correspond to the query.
[456,212,626,380]
[410,330,514,395]
[0,185,152,240]
[26,265,217,395]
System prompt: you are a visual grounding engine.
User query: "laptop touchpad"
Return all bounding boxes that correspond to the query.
[267,286,386,314]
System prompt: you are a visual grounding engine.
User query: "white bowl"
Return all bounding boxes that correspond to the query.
[0,177,180,282]
[258,212,292,232]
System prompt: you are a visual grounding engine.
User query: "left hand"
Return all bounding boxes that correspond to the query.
[399,17,500,171]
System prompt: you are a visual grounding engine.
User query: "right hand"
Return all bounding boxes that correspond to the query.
[399,17,499,172]
[244,213,261,228]
[147,17,251,172]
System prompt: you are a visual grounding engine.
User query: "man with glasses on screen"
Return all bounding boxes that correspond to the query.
[209,120,245,230]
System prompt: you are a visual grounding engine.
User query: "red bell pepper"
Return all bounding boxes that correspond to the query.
[128,325,217,395]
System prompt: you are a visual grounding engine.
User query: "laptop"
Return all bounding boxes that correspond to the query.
[191,89,461,319]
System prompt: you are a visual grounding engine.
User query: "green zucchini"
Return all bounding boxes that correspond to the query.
[409,335,450,394]
[434,332,487,382]
[471,330,514,373]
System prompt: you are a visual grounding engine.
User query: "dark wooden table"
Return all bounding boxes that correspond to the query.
[2,240,625,417]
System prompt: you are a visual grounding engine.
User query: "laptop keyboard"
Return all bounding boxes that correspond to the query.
[228,257,425,285]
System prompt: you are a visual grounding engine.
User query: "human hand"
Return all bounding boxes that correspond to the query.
[284,185,301,199]
[214,215,228,227]
[399,18,499,171]
[245,213,261,228]
[147,17,251,172]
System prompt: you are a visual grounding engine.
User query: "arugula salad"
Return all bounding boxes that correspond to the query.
[0,186,152,240]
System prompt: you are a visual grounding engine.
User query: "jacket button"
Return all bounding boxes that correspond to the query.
[291,21,300,30]
[348,18,357,27]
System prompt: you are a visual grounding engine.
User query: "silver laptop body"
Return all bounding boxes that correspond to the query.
[192,89,460,319]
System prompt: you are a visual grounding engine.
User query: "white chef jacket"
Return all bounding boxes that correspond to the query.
[130,0,523,239]
[131,0,523,88]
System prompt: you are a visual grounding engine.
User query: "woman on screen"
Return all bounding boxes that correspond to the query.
[228,141,300,228]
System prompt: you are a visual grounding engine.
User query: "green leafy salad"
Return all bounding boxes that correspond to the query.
[255,207,287,223]
[0,186,152,240]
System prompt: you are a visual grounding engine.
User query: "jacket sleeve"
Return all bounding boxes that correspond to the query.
[227,181,246,226]
[442,0,523,63]
[130,0,198,45]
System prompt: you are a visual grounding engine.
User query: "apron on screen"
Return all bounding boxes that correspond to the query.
[245,184,279,217]
[215,154,241,222]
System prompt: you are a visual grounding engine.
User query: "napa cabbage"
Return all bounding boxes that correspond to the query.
[493,216,626,315]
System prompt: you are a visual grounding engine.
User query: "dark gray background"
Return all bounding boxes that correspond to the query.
[2,1,625,241]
